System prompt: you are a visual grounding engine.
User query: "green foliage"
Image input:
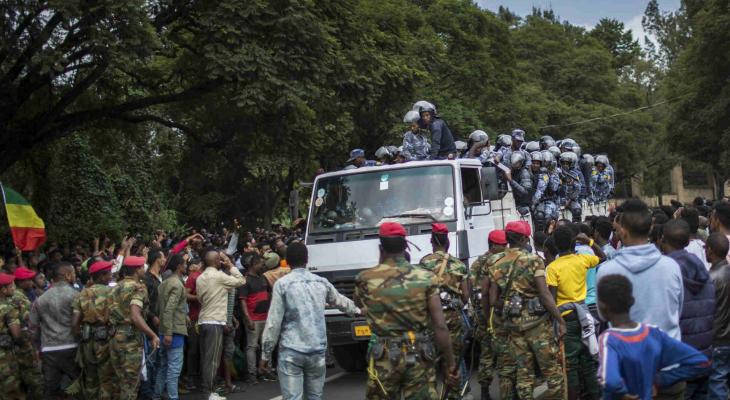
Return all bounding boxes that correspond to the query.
[662,0,730,197]
[4,0,714,238]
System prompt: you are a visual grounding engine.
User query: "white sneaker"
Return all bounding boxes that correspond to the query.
[208,393,227,400]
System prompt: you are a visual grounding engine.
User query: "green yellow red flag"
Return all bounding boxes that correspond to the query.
[1,184,46,251]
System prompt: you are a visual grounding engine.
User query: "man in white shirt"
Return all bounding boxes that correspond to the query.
[679,207,711,269]
[196,248,246,400]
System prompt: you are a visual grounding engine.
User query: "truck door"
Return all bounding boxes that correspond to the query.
[461,166,491,265]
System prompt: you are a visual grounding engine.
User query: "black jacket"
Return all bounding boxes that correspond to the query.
[669,249,715,355]
[710,260,730,345]
[428,118,456,158]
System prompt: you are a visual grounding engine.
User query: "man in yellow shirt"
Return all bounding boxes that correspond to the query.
[546,225,606,400]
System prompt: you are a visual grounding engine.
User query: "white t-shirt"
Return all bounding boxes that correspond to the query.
[685,238,711,270]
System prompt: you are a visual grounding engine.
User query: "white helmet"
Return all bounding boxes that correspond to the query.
[403,110,420,124]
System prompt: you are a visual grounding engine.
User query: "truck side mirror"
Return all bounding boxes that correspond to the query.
[481,166,500,201]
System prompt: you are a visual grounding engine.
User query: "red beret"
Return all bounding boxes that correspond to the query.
[14,267,36,280]
[505,221,531,237]
[379,222,407,237]
[488,230,507,245]
[0,273,14,286]
[431,223,449,235]
[89,260,113,274]
[122,256,146,268]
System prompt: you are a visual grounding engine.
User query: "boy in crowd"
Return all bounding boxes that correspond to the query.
[596,274,710,400]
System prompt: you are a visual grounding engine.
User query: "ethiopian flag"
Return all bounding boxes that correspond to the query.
[1,184,46,251]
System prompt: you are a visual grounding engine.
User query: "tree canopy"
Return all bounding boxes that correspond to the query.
[0,0,723,240]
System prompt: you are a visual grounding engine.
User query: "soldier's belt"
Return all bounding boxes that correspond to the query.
[370,331,435,367]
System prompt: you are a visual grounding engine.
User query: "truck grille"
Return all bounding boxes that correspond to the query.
[332,278,356,301]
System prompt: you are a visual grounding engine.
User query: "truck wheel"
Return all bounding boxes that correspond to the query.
[332,342,367,372]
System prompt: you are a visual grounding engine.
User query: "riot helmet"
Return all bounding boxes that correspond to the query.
[560,151,578,170]
[540,135,555,150]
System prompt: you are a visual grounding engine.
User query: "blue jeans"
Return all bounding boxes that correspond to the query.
[277,348,327,400]
[154,345,184,400]
[709,345,730,400]
[140,336,160,397]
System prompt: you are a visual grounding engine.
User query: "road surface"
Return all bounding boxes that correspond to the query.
[180,366,511,400]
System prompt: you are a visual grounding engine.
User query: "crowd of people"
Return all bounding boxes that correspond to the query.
[354,196,730,400]
[0,224,309,400]
[345,100,616,233]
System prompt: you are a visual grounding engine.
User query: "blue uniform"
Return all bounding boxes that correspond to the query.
[510,168,533,215]
[427,118,456,159]
[592,165,614,202]
[560,168,583,222]
[402,130,430,161]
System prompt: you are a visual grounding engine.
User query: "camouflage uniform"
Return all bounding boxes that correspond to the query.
[109,277,149,400]
[419,251,467,400]
[354,256,439,400]
[11,290,42,399]
[487,248,564,400]
[0,298,24,399]
[73,283,114,399]
[402,130,431,161]
[469,254,496,391]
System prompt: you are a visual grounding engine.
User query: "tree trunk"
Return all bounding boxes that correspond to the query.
[714,171,727,200]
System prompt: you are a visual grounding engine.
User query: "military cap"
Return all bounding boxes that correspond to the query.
[379,222,407,237]
[14,267,36,280]
[89,260,113,274]
[122,256,146,268]
[488,230,507,245]
[505,221,531,237]
[0,273,14,286]
[431,223,449,235]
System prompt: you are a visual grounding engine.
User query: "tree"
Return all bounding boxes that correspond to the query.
[663,0,730,198]
[590,18,642,71]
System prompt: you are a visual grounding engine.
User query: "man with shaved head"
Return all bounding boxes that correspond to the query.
[707,233,730,400]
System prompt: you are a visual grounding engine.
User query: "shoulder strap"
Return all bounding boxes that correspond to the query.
[498,255,520,305]
[435,254,449,278]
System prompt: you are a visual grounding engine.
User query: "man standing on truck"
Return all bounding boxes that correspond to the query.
[354,222,458,399]
[418,102,456,159]
[418,223,470,400]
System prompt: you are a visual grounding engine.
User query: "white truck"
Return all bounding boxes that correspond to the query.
[303,158,607,370]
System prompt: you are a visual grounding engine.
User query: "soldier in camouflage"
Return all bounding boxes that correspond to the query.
[0,273,24,399]
[109,256,160,399]
[72,260,115,400]
[483,221,566,400]
[402,110,431,161]
[470,230,507,400]
[418,223,469,399]
[354,222,458,399]
[12,267,43,399]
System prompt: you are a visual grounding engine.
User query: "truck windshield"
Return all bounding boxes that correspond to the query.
[308,165,456,233]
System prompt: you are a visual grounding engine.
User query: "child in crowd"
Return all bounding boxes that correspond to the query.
[596,274,710,399]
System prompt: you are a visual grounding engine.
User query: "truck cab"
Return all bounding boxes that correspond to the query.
[304,159,523,370]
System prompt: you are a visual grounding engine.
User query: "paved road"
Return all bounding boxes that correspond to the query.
[180,366,497,400]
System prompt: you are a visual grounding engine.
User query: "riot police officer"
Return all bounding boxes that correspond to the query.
[559,152,583,222]
[579,154,596,203]
[416,102,456,159]
[402,110,430,161]
[507,152,533,216]
[593,155,614,202]
[530,152,553,233]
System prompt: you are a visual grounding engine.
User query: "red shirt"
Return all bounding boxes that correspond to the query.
[238,274,270,321]
[185,271,202,322]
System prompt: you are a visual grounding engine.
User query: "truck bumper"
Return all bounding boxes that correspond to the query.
[326,314,369,346]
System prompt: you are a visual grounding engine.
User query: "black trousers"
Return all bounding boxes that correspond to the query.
[200,324,224,394]
[41,348,81,398]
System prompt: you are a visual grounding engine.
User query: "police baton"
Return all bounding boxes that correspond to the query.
[440,331,474,400]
